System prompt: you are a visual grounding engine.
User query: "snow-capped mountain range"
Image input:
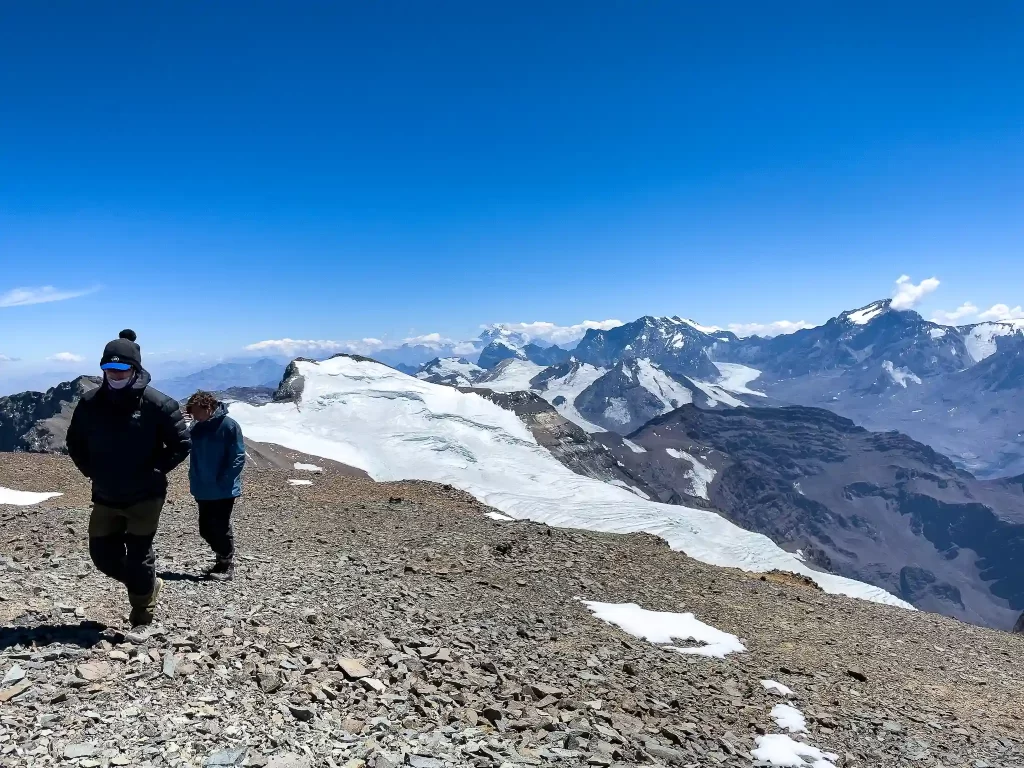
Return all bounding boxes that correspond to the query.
[416,300,1024,477]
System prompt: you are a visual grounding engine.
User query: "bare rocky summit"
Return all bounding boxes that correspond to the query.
[2,453,1024,768]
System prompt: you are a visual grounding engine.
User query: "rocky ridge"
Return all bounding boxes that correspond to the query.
[0,377,101,454]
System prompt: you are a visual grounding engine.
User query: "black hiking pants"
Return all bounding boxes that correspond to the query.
[88,497,163,599]
[197,498,236,560]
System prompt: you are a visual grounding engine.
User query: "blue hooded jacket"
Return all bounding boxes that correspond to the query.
[188,403,246,500]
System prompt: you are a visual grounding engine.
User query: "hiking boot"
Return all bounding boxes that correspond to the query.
[128,577,163,627]
[205,557,234,581]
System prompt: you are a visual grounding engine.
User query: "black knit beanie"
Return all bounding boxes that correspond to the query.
[100,329,142,370]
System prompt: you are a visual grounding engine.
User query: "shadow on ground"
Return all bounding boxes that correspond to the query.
[0,620,112,651]
[157,570,207,583]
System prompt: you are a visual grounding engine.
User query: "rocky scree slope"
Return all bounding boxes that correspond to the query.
[3,453,1024,768]
[601,405,1024,630]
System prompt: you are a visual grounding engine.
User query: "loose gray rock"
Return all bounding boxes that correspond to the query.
[204,747,248,767]
[1,664,25,685]
[847,667,868,682]
[288,705,315,722]
[162,651,178,678]
[75,661,111,681]
[338,657,371,679]
[266,754,312,768]
[64,743,97,759]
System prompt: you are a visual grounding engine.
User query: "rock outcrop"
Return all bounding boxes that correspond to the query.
[0,376,100,453]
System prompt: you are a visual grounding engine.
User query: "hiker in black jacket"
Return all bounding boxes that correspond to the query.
[66,330,191,626]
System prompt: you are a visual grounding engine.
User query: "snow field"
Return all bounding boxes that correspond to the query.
[230,356,912,609]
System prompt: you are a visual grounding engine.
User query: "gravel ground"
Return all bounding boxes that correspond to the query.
[2,453,1024,768]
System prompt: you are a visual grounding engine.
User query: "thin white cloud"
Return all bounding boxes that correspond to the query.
[727,320,815,338]
[978,303,1024,322]
[247,320,625,360]
[0,354,18,363]
[244,338,387,357]
[931,302,979,324]
[47,352,86,363]
[891,275,940,310]
[244,333,472,358]
[0,285,100,308]
[484,319,623,346]
[401,333,456,347]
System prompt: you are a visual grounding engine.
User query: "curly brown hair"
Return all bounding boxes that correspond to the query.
[185,390,219,414]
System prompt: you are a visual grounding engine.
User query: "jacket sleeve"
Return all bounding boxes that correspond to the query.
[65,401,91,478]
[155,399,191,474]
[218,419,246,485]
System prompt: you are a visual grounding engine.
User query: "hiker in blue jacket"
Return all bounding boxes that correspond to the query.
[185,391,246,580]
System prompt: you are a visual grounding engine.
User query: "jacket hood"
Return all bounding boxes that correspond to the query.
[131,368,153,391]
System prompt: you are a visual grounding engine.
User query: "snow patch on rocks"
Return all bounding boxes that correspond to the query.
[772,703,808,733]
[665,448,716,500]
[882,361,922,388]
[581,600,745,658]
[762,679,794,696]
[753,733,837,767]
[0,487,62,506]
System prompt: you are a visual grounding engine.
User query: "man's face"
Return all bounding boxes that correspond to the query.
[192,405,215,422]
[105,368,134,382]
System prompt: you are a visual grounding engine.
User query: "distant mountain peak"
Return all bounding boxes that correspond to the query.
[415,356,483,387]
[572,315,721,379]
[839,299,893,326]
[477,324,531,348]
[477,339,528,370]
[666,315,724,334]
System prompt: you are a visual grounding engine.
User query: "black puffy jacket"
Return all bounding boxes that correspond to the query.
[66,369,191,507]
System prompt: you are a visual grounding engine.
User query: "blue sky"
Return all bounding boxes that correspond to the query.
[2,1,1023,378]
